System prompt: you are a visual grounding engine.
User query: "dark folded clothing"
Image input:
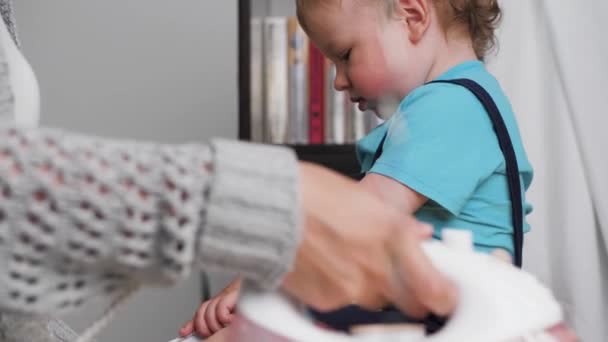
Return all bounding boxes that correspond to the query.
[308,305,447,335]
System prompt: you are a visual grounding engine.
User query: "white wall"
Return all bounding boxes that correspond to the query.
[14,1,238,341]
[489,2,608,340]
[15,1,238,142]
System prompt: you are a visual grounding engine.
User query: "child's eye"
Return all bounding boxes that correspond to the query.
[340,49,351,62]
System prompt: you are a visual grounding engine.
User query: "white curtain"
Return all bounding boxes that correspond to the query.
[488,1,608,341]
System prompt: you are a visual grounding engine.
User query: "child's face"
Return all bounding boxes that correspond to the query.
[301,0,435,117]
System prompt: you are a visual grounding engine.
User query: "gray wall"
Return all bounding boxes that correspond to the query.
[253,0,295,16]
[14,1,238,341]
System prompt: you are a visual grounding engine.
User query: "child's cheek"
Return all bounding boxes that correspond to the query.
[351,64,392,98]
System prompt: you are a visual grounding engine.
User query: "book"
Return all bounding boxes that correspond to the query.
[352,104,367,142]
[287,17,308,144]
[324,62,348,145]
[350,106,383,142]
[263,17,289,144]
[308,42,325,144]
[250,17,265,142]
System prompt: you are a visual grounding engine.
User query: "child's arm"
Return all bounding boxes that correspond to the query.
[362,173,515,262]
[179,277,242,338]
[359,173,428,214]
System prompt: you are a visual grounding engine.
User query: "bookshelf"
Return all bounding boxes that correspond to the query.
[237,0,364,179]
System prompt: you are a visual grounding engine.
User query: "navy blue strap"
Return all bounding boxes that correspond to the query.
[428,79,523,267]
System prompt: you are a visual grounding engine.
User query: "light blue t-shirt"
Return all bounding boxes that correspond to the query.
[356,60,533,255]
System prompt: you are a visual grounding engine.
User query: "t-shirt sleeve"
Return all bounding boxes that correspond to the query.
[370,83,503,215]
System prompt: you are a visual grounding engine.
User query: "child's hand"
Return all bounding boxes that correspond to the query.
[547,323,580,342]
[179,278,241,338]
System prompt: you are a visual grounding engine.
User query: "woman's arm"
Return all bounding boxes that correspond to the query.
[0,127,301,315]
[0,126,459,318]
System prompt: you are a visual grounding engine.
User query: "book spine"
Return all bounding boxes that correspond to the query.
[324,63,346,144]
[263,17,289,144]
[287,17,309,144]
[352,105,367,141]
[250,17,265,142]
[308,42,325,144]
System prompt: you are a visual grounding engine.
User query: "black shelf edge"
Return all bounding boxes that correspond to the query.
[238,0,251,141]
[288,144,362,179]
[290,143,356,153]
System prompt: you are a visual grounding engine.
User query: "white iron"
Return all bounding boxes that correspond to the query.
[169,229,564,342]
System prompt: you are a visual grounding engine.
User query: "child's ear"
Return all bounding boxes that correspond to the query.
[394,0,431,42]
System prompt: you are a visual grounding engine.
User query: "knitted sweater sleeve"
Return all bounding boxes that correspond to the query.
[0,126,301,315]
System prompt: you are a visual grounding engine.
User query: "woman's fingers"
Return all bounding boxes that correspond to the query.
[389,221,458,317]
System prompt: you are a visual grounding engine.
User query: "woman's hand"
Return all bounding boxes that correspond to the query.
[281,162,458,318]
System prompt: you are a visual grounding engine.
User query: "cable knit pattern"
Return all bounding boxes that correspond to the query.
[0,127,301,315]
[0,126,214,314]
[201,139,301,290]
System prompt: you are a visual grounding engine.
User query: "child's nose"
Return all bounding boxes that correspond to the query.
[333,68,350,91]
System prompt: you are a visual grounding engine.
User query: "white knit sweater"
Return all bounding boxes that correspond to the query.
[0,2,302,341]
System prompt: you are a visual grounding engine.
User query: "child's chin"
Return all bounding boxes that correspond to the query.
[374,108,393,121]
[373,98,400,120]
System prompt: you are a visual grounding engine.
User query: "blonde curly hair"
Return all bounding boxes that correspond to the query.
[295,0,502,60]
